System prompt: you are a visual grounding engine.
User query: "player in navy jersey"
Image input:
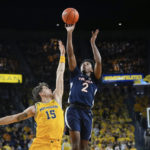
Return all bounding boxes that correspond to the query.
[65,24,102,150]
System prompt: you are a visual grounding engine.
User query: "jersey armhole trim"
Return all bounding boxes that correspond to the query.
[34,103,38,120]
[53,99,64,112]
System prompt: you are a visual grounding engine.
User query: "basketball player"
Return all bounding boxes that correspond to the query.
[0,41,66,150]
[65,24,102,150]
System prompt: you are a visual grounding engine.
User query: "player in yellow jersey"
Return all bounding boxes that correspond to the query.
[0,41,66,150]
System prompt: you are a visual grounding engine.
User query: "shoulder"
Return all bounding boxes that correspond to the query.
[23,105,36,116]
[53,94,62,108]
[53,99,63,110]
[70,66,80,72]
[34,102,41,110]
[26,105,36,111]
[35,102,41,106]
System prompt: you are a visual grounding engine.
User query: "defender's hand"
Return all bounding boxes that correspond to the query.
[91,29,99,43]
[58,41,65,55]
[65,24,75,33]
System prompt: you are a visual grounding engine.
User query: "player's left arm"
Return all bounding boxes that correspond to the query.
[53,41,65,108]
[90,29,102,79]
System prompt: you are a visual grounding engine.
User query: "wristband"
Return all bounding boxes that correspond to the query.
[59,56,65,63]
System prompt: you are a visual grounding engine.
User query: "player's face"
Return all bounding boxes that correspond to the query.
[80,61,93,73]
[40,86,52,97]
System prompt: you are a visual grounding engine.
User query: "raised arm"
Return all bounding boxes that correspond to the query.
[53,41,65,107]
[90,29,102,79]
[0,106,35,125]
[65,24,77,71]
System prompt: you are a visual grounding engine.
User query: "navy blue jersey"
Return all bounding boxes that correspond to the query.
[68,67,99,107]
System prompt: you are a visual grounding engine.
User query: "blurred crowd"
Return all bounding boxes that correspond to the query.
[134,95,150,124]
[0,37,149,150]
[133,91,150,150]
[0,42,20,74]
[18,40,55,82]
[0,38,148,80]
[1,85,150,149]
[0,123,33,150]
[17,38,70,88]
[98,40,147,75]
[0,86,142,150]
[89,87,136,150]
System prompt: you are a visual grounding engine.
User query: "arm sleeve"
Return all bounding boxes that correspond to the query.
[70,66,80,79]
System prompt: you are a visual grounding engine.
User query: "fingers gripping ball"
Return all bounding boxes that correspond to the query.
[62,8,79,24]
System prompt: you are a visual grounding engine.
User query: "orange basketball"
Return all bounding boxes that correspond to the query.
[62,8,79,24]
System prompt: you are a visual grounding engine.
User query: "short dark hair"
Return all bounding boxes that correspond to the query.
[32,82,49,101]
[80,59,95,70]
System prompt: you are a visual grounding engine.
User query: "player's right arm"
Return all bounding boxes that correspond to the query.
[53,41,65,107]
[0,106,35,125]
[65,24,77,71]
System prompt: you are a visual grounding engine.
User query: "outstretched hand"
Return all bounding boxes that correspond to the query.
[91,29,99,43]
[58,41,65,55]
[65,24,75,32]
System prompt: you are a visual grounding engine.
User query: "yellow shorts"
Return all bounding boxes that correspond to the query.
[29,139,61,150]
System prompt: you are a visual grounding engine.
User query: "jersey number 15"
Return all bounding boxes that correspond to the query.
[45,110,56,120]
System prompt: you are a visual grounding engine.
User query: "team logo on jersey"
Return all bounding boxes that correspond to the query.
[40,105,58,111]
[78,77,93,84]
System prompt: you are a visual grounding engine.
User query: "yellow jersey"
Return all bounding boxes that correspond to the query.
[33,99,64,144]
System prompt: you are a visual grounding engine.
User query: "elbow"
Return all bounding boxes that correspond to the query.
[95,56,102,63]
[95,60,101,65]
[56,68,65,75]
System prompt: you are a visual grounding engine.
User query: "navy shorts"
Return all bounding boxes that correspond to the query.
[65,105,93,140]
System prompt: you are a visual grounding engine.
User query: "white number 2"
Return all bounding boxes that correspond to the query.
[81,83,88,93]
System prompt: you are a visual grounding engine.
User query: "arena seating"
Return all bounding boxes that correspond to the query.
[90,87,136,150]
[0,37,149,150]
[98,40,147,75]
[0,42,21,74]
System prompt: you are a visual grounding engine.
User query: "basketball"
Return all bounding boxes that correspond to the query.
[62,8,79,24]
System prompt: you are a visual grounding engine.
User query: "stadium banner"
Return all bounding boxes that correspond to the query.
[133,74,150,85]
[102,74,143,83]
[0,74,22,83]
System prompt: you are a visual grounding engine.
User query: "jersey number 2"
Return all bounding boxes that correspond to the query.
[46,110,56,120]
[81,83,88,93]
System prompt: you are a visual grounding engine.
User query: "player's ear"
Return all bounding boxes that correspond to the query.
[39,91,43,97]
[90,63,94,72]
[90,67,93,72]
